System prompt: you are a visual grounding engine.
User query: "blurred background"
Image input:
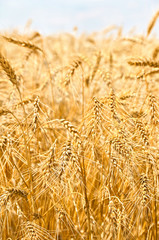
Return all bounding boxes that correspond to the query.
[0,0,159,36]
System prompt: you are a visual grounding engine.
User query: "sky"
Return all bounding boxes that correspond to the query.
[0,0,159,36]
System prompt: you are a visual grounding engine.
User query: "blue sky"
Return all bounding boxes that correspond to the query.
[0,0,159,35]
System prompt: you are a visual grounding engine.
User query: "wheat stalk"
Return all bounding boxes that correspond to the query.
[147,10,159,36]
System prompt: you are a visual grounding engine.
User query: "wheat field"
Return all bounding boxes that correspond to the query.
[0,12,159,240]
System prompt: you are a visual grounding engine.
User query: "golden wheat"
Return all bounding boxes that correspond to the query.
[0,12,158,240]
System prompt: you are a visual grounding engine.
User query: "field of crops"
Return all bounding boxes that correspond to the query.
[0,12,159,240]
